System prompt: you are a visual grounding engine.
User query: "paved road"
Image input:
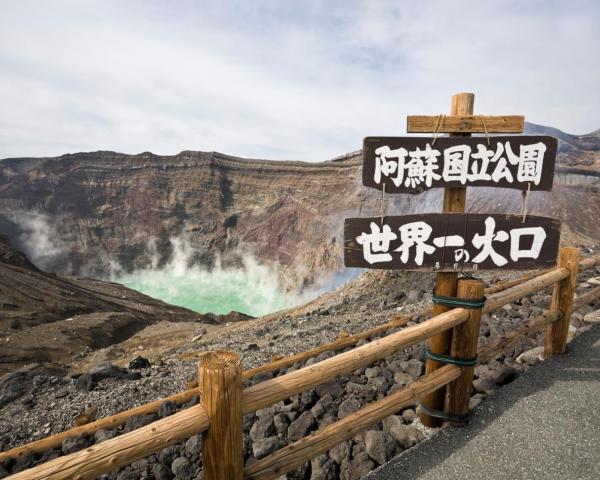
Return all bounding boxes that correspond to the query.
[367,323,600,480]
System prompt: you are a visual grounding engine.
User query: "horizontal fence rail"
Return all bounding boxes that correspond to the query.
[483,267,569,313]
[478,309,562,364]
[4,256,597,464]
[242,306,470,414]
[244,365,462,480]
[0,388,199,462]
[3,252,600,480]
[7,404,209,480]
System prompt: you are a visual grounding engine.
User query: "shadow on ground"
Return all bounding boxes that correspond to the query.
[367,323,600,480]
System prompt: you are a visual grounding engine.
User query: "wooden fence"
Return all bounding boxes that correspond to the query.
[3,248,600,480]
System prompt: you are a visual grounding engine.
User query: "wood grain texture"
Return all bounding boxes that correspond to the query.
[0,387,198,462]
[242,307,470,414]
[3,259,588,464]
[244,364,462,480]
[484,267,569,313]
[199,351,243,480]
[6,261,591,479]
[573,285,600,310]
[407,115,524,133]
[545,247,581,355]
[422,91,473,427]
[444,279,485,421]
[243,313,414,379]
[478,309,561,364]
[579,254,600,271]
[344,214,561,271]
[362,136,557,193]
[6,404,209,480]
[484,269,549,294]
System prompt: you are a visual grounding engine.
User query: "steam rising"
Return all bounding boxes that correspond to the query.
[114,238,295,317]
[9,211,359,317]
[15,212,69,271]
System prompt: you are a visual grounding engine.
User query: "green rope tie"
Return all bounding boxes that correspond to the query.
[432,293,486,309]
[425,348,478,367]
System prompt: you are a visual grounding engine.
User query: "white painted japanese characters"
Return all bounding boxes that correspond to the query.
[362,136,557,193]
[344,213,560,271]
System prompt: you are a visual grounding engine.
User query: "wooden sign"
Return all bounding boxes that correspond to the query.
[362,136,557,194]
[406,115,525,133]
[344,213,560,271]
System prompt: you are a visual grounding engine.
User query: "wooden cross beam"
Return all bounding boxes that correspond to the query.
[407,114,524,133]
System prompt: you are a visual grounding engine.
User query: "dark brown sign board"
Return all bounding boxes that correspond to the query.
[362,136,557,194]
[344,213,560,271]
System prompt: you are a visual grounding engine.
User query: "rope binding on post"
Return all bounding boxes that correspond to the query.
[418,402,470,424]
[424,347,478,367]
[432,291,486,309]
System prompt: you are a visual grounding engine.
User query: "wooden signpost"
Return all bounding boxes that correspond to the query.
[344,213,560,271]
[363,136,558,193]
[344,92,561,428]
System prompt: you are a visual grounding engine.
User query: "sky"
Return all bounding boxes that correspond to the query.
[1,0,599,161]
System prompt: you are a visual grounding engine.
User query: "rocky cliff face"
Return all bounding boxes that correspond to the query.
[0,237,250,375]
[0,123,599,295]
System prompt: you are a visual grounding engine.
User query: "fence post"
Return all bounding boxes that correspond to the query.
[420,92,474,428]
[545,247,580,355]
[199,350,243,480]
[444,278,485,424]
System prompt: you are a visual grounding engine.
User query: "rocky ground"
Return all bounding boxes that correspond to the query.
[0,236,252,376]
[1,254,600,479]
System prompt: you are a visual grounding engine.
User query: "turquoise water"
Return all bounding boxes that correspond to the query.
[118,254,294,317]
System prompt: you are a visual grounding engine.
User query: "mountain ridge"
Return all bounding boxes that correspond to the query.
[0,121,598,290]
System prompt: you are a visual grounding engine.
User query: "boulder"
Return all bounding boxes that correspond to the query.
[62,435,91,455]
[128,356,151,369]
[11,451,37,473]
[75,363,141,391]
[152,463,173,480]
[184,435,202,458]
[388,423,423,449]
[310,454,338,480]
[328,439,351,464]
[0,372,55,408]
[365,430,394,465]
[516,346,545,366]
[159,400,176,418]
[337,397,361,419]
[252,436,284,459]
[288,411,317,442]
[94,429,117,443]
[472,378,498,395]
[171,456,193,479]
[401,408,416,424]
[249,416,275,441]
[124,414,156,433]
[349,451,375,480]
[273,412,290,435]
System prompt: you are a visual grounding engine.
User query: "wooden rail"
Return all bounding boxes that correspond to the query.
[483,267,569,313]
[573,286,600,310]
[244,364,462,480]
[7,404,209,480]
[5,250,600,480]
[5,256,596,464]
[242,305,470,414]
[478,309,562,364]
[0,387,199,462]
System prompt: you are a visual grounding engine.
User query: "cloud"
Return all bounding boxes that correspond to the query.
[0,0,598,160]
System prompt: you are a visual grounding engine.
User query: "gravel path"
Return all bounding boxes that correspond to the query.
[367,322,600,480]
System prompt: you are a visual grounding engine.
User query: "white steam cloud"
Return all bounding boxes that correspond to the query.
[113,236,297,317]
[14,211,70,271]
